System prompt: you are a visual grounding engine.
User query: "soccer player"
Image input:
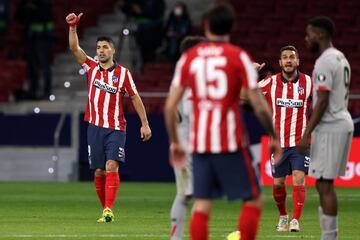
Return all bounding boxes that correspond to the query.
[164,3,282,240]
[298,16,353,240]
[257,46,312,232]
[170,36,205,240]
[65,13,152,223]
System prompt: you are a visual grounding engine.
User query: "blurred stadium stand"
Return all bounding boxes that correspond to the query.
[0,0,359,181]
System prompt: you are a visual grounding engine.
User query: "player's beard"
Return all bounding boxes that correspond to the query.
[99,56,111,64]
[282,66,296,75]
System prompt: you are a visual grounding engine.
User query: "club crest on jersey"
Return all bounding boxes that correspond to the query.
[93,79,117,94]
[112,75,119,82]
[298,86,305,95]
[276,98,303,108]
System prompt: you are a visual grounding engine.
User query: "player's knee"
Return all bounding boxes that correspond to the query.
[316,179,334,194]
[292,171,305,186]
[105,160,119,172]
[94,168,106,176]
[273,178,286,188]
[244,193,265,208]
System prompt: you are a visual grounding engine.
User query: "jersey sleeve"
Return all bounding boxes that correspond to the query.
[314,57,333,92]
[257,76,272,95]
[81,56,97,72]
[170,54,189,88]
[123,69,138,97]
[239,51,258,90]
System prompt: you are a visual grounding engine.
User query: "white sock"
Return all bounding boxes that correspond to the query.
[170,195,189,240]
[319,210,338,240]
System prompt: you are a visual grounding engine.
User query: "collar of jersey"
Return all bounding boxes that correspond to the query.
[99,61,117,72]
[280,71,299,84]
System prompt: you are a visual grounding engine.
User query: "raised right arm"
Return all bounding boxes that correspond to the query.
[66,13,86,65]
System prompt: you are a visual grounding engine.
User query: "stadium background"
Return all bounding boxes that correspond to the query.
[0,0,359,183]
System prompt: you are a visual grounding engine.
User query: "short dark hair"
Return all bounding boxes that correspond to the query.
[96,36,115,49]
[203,3,234,35]
[280,45,299,58]
[308,16,336,38]
[179,36,205,53]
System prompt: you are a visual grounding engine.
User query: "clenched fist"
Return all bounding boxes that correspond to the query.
[65,13,83,27]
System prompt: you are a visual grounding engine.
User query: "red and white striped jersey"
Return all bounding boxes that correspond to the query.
[258,72,312,148]
[171,41,258,154]
[82,56,138,130]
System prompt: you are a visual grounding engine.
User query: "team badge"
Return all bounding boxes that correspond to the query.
[317,74,326,82]
[112,75,119,82]
[298,86,305,95]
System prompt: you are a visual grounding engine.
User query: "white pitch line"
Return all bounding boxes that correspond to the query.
[0,234,169,238]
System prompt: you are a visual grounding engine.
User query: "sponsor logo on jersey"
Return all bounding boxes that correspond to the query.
[298,86,305,95]
[93,79,117,94]
[276,98,304,108]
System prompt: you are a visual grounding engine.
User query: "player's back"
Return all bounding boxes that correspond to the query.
[176,41,257,153]
[313,47,353,132]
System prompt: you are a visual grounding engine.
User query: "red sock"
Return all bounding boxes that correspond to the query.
[273,186,287,216]
[94,175,106,208]
[238,205,262,240]
[292,185,306,220]
[105,171,120,209]
[190,211,208,240]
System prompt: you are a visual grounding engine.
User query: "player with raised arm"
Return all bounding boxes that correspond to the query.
[298,16,353,240]
[170,36,205,240]
[257,46,312,232]
[65,13,152,223]
[164,3,282,240]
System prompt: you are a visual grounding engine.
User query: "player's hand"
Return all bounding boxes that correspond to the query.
[65,13,83,27]
[253,62,266,71]
[169,142,187,169]
[269,137,282,166]
[297,136,308,156]
[140,124,152,141]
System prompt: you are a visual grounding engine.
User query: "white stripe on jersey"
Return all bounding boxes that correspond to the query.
[279,83,288,147]
[127,70,138,95]
[289,81,299,146]
[258,78,271,88]
[102,71,113,128]
[197,109,208,153]
[114,66,127,129]
[82,56,96,72]
[270,75,277,123]
[302,75,312,136]
[240,52,258,89]
[227,109,237,152]
[88,66,99,123]
[94,84,101,126]
[210,108,221,153]
[172,55,187,87]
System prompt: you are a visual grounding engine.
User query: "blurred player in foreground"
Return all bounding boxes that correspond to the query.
[257,46,312,232]
[66,12,152,223]
[164,3,282,240]
[169,36,205,240]
[298,16,353,240]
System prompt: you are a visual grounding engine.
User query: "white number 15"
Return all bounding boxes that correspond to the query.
[190,56,228,99]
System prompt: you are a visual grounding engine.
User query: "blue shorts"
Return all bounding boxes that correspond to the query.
[87,124,126,170]
[192,150,261,201]
[271,147,310,178]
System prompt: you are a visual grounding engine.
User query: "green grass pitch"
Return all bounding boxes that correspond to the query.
[0,182,359,239]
